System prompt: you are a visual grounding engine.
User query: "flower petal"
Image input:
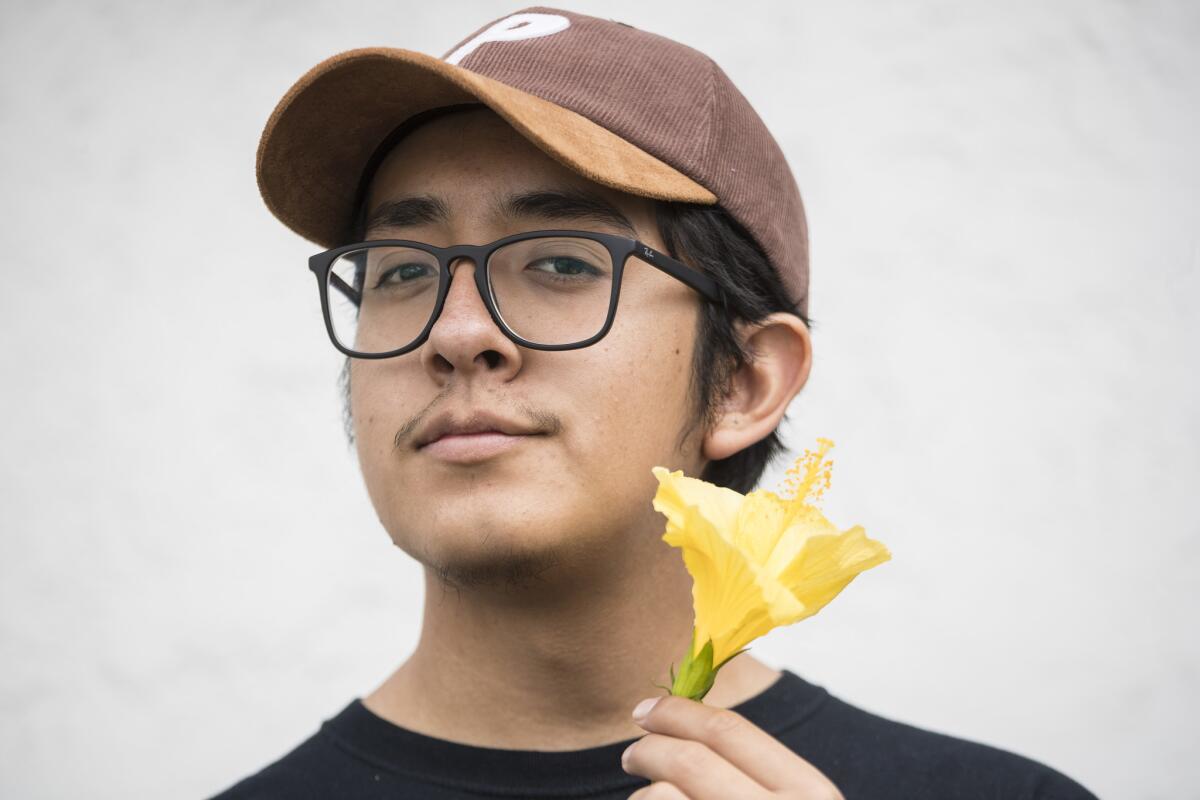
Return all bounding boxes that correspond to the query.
[651,466,744,538]
[676,502,767,664]
[658,495,805,666]
[731,489,807,570]
[650,445,891,672]
[775,524,892,621]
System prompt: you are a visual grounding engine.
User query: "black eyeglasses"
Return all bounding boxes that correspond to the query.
[308,229,724,359]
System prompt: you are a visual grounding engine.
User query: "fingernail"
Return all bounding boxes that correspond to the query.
[632,697,660,722]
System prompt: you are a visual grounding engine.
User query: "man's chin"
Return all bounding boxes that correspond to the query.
[399,527,580,594]
[423,545,565,593]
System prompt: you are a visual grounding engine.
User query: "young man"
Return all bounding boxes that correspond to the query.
[213,8,1098,799]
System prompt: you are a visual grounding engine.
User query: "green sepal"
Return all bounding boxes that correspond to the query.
[669,631,717,701]
[666,630,754,702]
[649,660,678,694]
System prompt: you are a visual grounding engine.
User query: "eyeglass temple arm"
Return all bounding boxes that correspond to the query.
[635,243,723,304]
[311,250,364,308]
[329,271,362,308]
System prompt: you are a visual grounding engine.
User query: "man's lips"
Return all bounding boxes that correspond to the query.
[414,409,542,449]
[420,430,539,463]
[424,429,507,446]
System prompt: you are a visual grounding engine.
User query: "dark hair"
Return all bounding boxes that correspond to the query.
[654,201,813,493]
[336,199,814,495]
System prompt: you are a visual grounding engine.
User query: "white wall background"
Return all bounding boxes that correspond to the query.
[1,1,1196,797]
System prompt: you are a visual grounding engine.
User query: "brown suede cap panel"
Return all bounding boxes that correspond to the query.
[257,7,809,315]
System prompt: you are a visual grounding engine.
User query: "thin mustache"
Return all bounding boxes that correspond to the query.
[393,394,562,452]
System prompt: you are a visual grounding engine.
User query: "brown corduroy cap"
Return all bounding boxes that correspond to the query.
[257,6,809,316]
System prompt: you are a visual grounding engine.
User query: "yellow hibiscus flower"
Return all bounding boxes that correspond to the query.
[651,438,891,700]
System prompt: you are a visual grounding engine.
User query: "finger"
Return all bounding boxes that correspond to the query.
[622,732,767,799]
[628,780,690,799]
[634,695,835,794]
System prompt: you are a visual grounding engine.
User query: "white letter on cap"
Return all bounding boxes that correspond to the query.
[445,13,570,65]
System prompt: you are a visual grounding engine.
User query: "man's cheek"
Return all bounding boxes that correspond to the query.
[355,416,393,471]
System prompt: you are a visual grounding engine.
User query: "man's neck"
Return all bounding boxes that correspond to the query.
[362,525,781,750]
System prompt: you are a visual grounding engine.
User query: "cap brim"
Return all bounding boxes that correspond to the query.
[256,47,718,248]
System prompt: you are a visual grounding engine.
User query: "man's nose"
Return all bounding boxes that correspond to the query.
[420,255,520,378]
[439,256,489,318]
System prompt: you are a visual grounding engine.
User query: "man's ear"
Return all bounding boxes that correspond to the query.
[702,313,813,462]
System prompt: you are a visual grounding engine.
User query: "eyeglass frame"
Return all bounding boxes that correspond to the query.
[308,228,726,359]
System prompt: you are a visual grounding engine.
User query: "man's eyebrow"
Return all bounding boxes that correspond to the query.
[497,189,639,237]
[362,189,640,239]
[363,195,450,235]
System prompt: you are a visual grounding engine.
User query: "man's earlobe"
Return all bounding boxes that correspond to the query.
[701,314,812,462]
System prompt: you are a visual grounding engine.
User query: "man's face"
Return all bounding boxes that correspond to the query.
[350,107,707,589]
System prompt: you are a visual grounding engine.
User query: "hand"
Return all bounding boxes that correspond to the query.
[621,695,844,799]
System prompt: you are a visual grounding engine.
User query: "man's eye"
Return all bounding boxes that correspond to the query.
[525,256,601,277]
[374,262,433,287]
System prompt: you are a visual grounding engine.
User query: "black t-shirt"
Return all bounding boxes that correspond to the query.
[208,669,1099,799]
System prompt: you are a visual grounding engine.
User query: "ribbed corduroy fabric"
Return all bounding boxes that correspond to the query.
[450,7,810,315]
